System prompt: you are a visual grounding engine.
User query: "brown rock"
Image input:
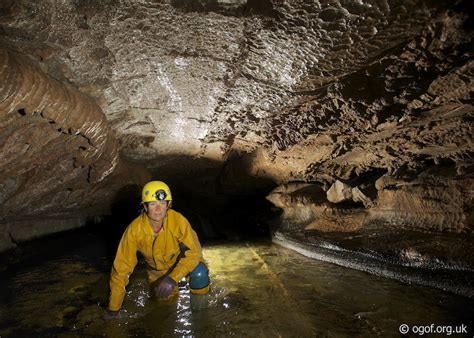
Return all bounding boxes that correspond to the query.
[370,176,473,233]
[327,180,352,203]
[0,1,472,250]
[304,209,367,233]
[351,187,374,208]
[0,48,150,245]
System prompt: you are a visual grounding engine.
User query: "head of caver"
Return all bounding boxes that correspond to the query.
[141,181,172,223]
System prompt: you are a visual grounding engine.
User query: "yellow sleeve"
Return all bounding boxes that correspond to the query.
[108,225,138,311]
[168,216,202,283]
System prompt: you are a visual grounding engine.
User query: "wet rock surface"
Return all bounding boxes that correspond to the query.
[1,0,471,175]
[273,231,474,298]
[0,0,473,291]
[0,48,149,250]
[268,179,474,296]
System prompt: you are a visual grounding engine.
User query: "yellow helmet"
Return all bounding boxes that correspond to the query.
[142,181,172,203]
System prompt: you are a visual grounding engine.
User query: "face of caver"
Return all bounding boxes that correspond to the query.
[146,200,169,223]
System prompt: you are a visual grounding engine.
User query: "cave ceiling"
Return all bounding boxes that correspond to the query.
[0,0,473,228]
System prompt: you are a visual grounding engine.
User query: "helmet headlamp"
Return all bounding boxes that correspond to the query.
[154,189,167,201]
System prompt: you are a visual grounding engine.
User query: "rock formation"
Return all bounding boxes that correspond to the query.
[0,0,472,289]
[0,48,148,251]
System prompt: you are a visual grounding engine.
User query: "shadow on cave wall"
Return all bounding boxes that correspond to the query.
[170,0,276,17]
[90,184,144,256]
[148,154,278,243]
[88,154,279,255]
[0,154,280,268]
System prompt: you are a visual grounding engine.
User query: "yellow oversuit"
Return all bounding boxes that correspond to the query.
[108,210,203,311]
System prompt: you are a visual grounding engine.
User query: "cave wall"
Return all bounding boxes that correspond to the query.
[2,1,471,169]
[0,48,149,251]
[267,172,473,235]
[0,0,472,250]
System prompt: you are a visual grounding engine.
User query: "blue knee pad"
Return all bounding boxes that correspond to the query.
[189,262,210,293]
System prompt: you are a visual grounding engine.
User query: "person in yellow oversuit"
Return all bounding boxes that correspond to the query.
[104,181,210,319]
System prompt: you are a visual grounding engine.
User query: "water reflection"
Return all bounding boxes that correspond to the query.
[1,241,473,336]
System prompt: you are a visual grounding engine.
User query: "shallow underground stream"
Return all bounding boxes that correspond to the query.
[1,191,473,337]
[1,0,473,336]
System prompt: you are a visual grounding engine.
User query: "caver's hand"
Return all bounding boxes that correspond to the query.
[154,275,177,299]
[103,308,121,320]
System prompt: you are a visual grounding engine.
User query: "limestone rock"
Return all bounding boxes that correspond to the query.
[327,180,352,204]
[266,183,326,208]
[267,182,367,233]
[0,0,472,248]
[370,176,473,233]
[9,218,85,243]
[304,210,367,233]
[1,0,471,185]
[0,223,15,252]
[0,48,150,246]
[351,187,374,208]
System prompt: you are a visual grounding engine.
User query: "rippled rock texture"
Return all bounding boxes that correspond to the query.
[0,49,148,251]
[0,0,472,253]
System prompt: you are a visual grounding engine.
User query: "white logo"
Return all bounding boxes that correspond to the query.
[399,324,409,334]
